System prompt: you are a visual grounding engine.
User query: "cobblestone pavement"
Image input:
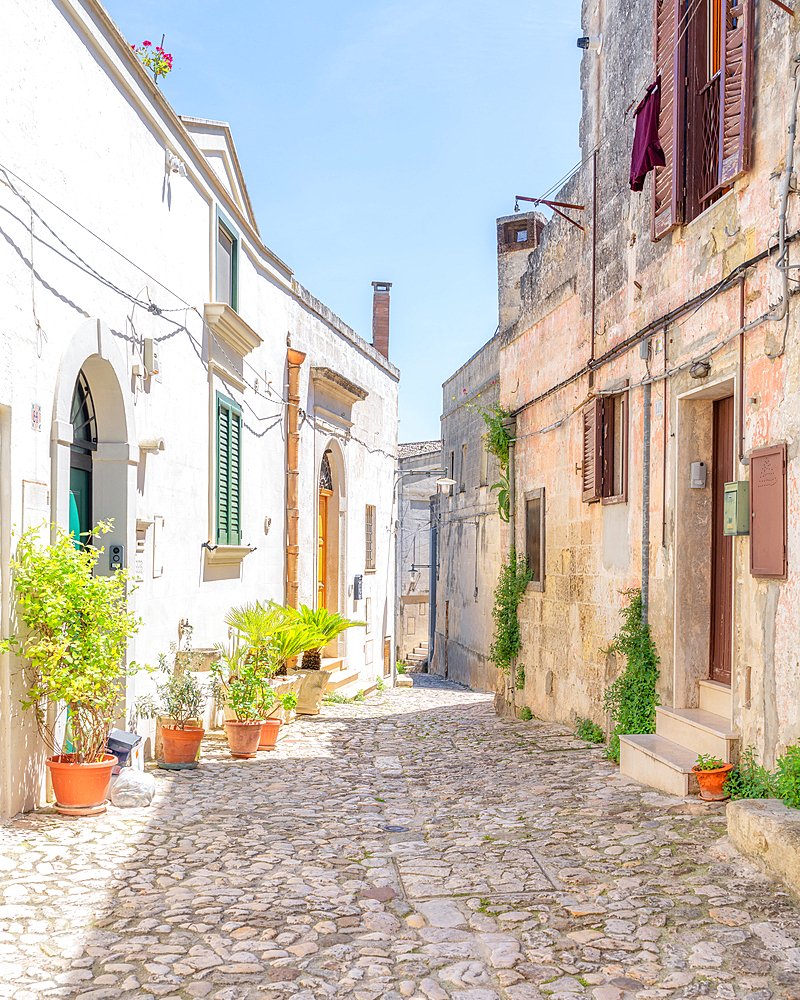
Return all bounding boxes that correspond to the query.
[1,682,799,1000]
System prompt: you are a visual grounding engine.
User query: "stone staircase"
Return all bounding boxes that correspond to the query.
[620,680,738,797]
[405,640,429,671]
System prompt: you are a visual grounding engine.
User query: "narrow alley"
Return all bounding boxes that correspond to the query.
[1,680,797,1000]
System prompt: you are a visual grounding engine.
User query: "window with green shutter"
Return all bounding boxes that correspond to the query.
[216,392,242,545]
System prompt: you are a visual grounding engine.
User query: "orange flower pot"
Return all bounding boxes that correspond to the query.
[45,754,117,816]
[693,762,734,801]
[259,718,282,750]
[162,725,205,765]
[224,720,264,758]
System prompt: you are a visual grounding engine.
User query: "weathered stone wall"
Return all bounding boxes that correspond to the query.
[498,0,800,760]
[433,336,506,692]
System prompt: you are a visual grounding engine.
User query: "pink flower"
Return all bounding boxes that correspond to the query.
[143,40,151,46]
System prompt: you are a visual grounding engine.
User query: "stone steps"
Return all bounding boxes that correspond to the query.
[620,683,737,797]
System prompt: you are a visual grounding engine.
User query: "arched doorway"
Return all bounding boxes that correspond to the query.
[318,454,333,609]
[69,369,96,544]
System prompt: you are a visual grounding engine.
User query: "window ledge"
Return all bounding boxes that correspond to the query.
[202,543,254,566]
[204,302,262,357]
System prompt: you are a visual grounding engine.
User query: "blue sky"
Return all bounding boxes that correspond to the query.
[101,0,583,442]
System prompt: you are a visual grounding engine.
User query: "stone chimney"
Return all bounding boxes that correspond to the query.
[371,281,392,359]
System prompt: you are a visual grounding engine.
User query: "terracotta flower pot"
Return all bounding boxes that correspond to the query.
[259,718,283,750]
[162,725,205,765]
[693,762,734,801]
[224,720,264,758]
[45,754,117,816]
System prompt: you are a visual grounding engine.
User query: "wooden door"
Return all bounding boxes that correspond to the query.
[709,396,734,685]
[318,490,330,609]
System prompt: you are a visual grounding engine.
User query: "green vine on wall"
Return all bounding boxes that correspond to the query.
[489,549,531,674]
[470,402,512,520]
[602,588,660,762]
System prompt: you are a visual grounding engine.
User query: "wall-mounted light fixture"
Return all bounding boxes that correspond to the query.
[689,360,711,379]
[139,437,165,454]
[436,477,457,494]
[577,34,603,53]
[165,149,187,178]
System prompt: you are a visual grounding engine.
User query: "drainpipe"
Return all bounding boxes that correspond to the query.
[501,415,517,710]
[771,56,800,327]
[286,347,306,608]
[641,381,651,626]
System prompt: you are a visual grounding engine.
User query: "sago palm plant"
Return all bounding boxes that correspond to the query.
[291,606,366,671]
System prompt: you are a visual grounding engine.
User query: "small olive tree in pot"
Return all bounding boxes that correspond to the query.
[1,522,139,815]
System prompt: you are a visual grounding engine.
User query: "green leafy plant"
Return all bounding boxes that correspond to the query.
[1,522,140,762]
[515,664,525,690]
[131,40,173,83]
[489,549,532,674]
[376,676,387,693]
[282,691,298,711]
[224,602,285,678]
[217,663,269,722]
[576,717,605,744]
[519,706,533,721]
[602,589,660,763]
[396,661,407,674]
[726,746,775,800]
[695,753,727,771]
[491,472,511,522]
[776,746,800,809]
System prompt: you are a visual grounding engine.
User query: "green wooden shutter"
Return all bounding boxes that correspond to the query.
[216,394,242,545]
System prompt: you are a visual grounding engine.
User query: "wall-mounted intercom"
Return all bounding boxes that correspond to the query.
[690,462,707,489]
[143,339,162,382]
[353,574,363,601]
[109,543,125,572]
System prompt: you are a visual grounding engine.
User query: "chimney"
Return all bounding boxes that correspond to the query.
[371,281,392,359]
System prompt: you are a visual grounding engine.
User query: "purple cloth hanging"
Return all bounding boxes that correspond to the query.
[630,77,666,192]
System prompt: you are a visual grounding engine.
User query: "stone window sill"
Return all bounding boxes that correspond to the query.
[202,544,255,566]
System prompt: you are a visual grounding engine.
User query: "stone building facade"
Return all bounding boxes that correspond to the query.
[0,0,398,817]
[431,336,505,691]
[396,441,442,663]
[495,0,800,792]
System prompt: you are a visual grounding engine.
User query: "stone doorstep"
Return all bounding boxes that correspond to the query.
[619,733,700,798]
[655,705,739,763]
[698,679,733,717]
[728,798,800,898]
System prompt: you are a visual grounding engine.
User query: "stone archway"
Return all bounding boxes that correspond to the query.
[51,319,137,574]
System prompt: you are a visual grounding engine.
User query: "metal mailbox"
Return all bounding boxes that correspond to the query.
[724,481,750,536]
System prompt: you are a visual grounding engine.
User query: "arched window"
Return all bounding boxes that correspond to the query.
[319,453,333,492]
[69,370,96,543]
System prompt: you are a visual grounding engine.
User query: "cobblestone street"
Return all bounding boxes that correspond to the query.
[1,680,799,1000]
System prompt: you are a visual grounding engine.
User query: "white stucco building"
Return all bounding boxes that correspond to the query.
[0,0,399,818]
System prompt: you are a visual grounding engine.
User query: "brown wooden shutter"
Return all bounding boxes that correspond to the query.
[651,0,685,241]
[718,0,755,185]
[750,443,787,578]
[582,400,603,503]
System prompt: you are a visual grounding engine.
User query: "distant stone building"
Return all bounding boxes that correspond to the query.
[396,441,441,665]
[431,338,505,691]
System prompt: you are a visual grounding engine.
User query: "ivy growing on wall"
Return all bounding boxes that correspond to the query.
[472,402,512,520]
[489,549,531,674]
[602,589,660,763]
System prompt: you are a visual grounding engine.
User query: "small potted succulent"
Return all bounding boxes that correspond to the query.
[1,522,139,815]
[693,752,734,801]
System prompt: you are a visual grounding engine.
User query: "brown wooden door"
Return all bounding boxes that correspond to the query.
[318,490,330,609]
[709,396,734,685]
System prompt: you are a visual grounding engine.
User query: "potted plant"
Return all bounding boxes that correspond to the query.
[693,753,734,801]
[135,650,207,769]
[289,606,366,715]
[211,656,267,758]
[1,522,139,815]
[257,690,298,749]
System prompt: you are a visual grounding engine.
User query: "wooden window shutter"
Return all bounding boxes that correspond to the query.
[651,0,685,241]
[718,0,755,185]
[750,443,786,577]
[582,399,603,502]
[216,394,242,546]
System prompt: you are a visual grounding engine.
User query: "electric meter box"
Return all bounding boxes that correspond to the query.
[724,481,750,536]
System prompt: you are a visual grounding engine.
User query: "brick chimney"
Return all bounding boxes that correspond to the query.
[371,281,392,359]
